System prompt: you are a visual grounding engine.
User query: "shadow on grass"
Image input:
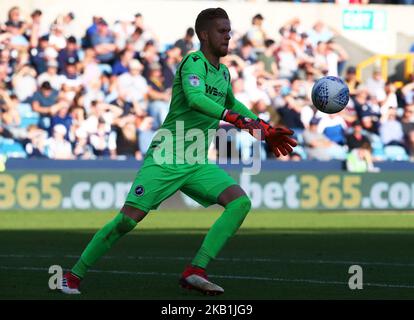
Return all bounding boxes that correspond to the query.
[1,229,414,300]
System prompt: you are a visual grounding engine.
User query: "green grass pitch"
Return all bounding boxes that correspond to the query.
[1,210,414,299]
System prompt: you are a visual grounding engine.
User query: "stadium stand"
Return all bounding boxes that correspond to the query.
[1,4,414,165]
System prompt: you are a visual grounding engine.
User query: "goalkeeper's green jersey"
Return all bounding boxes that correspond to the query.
[146,50,257,164]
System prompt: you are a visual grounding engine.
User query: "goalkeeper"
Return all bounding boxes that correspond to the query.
[61,7,297,296]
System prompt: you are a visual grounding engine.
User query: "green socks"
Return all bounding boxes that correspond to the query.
[192,196,251,268]
[71,196,251,278]
[71,213,137,278]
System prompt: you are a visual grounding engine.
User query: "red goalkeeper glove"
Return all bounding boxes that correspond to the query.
[223,110,297,157]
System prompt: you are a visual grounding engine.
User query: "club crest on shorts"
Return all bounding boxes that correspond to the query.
[135,185,145,196]
[188,74,200,87]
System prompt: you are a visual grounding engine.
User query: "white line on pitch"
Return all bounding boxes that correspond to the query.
[1,265,414,289]
[1,253,414,268]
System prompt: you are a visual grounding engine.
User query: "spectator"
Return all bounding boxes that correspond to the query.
[139,40,160,80]
[366,68,386,102]
[307,20,334,47]
[275,39,298,80]
[80,48,102,92]
[346,120,371,151]
[317,113,348,145]
[45,124,73,159]
[256,39,278,78]
[174,27,196,57]
[5,21,29,51]
[82,16,101,49]
[60,12,76,38]
[112,115,141,159]
[401,104,414,139]
[406,130,414,160]
[109,91,133,116]
[325,39,348,76]
[235,39,256,65]
[50,97,72,138]
[379,106,405,146]
[113,15,135,51]
[23,124,48,158]
[0,90,21,137]
[117,59,149,109]
[111,47,135,77]
[129,27,146,53]
[48,24,67,51]
[37,60,60,90]
[90,18,117,65]
[11,63,37,102]
[302,117,346,161]
[27,9,48,47]
[277,93,305,130]
[361,111,380,135]
[137,116,156,156]
[29,35,50,74]
[73,128,94,159]
[89,118,116,158]
[346,142,379,173]
[380,81,399,113]
[31,80,59,130]
[57,36,80,73]
[160,45,182,88]
[132,13,157,48]
[344,66,360,97]
[59,60,82,92]
[147,62,171,128]
[232,78,251,109]
[246,14,266,51]
[312,41,329,76]
[6,6,26,33]
[401,74,414,106]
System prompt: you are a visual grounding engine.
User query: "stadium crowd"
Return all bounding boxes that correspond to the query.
[1,6,414,168]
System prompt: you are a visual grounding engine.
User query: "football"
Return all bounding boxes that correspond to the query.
[311,76,350,114]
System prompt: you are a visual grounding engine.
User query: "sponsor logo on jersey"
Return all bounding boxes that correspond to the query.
[188,74,200,87]
[205,84,226,98]
[135,185,145,196]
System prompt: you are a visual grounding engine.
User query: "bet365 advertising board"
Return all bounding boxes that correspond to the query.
[1,170,414,211]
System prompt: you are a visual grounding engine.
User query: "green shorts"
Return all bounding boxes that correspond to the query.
[124,155,238,212]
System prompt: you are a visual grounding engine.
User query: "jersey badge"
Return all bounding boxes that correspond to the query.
[188,74,200,87]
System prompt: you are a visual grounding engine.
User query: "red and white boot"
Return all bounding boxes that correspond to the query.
[61,272,81,294]
[179,265,224,296]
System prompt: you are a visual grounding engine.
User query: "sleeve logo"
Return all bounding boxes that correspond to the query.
[188,74,200,87]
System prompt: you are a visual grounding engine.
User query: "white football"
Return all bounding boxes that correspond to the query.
[311,76,350,114]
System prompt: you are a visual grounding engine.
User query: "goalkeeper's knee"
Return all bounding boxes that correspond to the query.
[99,213,137,243]
[114,213,138,234]
[225,195,252,227]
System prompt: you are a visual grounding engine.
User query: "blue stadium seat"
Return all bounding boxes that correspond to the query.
[369,134,386,160]
[17,103,32,116]
[292,129,304,145]
[18,103,40,128]
[0,139,27,158]
[292,145,307,160]
[20,114,40,128]
[383,145,409,161]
